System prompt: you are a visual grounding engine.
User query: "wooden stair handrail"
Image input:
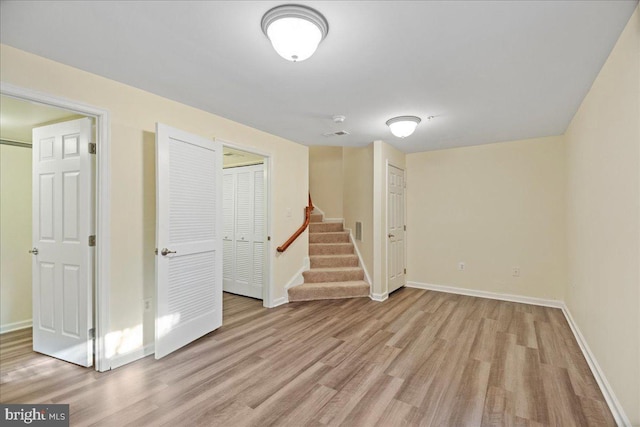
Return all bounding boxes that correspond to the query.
[277,194,314,253]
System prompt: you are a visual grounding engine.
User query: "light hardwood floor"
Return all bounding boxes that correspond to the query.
[0,288,615,426]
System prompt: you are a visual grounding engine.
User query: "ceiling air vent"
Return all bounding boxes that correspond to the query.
[322,130,350,137]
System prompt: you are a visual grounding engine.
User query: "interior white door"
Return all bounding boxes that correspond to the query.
[32,117,94,367]
[223,164,265,299]
[387,164,405,293]
[155,123,222,359]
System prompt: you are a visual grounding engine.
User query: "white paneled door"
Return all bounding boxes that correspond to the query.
[32,117,94,367]
[223,164,265,299]
[155,123,223,359]
[387,164,406,293]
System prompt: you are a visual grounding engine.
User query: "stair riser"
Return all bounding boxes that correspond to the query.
[309,222,344,233]
[309,244,354,255]
[303,269,364,283]
[310,256,359,268]
[310,214,324,223]
[309,233,350,243]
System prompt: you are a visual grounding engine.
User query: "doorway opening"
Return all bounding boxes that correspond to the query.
[221,144,272,306]
[0,84,110,371]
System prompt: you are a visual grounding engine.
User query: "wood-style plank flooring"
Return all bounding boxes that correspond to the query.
[0,289,615,426]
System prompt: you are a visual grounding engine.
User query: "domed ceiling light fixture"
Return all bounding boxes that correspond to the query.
[261,4,329,62]
[386,116,422,138]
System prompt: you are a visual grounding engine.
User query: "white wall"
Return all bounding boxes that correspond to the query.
[0,144,32,332]
[309,146,343,219]
[0,44,309,363]
[564,7,639,424]
[406,136,567,300]
[342,145,374,280]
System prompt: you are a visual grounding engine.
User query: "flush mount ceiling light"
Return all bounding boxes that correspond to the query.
[386,116,422,138]
[261,4,329,62]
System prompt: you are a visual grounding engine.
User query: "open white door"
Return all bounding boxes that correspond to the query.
[155,123,223,359]
[387,164,406,293]
[32,117,94,367]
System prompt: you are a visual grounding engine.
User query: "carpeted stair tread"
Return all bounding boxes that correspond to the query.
[310,254,359,268]
[288,281,370,302]
[309,231,350,243]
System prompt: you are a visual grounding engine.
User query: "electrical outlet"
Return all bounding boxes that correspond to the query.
[512,267,520,277]
[458,262,465,271]
[144,298,152,312]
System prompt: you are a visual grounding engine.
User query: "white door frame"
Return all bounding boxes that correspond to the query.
[385,161,406,295]
[1,82,111,372]
[217,139,273,308]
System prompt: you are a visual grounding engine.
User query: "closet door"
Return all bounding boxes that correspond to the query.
[223,164,264,299]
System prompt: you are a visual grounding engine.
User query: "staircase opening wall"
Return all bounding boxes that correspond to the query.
[342,145,374,281]
[309,146,344,219]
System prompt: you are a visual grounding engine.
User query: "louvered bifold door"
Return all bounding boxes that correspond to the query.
[222,164,264,299]
[155,123,223,359]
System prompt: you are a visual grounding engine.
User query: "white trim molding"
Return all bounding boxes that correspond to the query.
[0,319,32,334]
[370,292,388,302]
[268,296,289,308]
[1,82,111,372]
[561,305,631,426]
[406,280,630,425]
[406,281,563,308]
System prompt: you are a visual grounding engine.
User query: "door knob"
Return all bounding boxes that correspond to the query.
[388,234,395,238]
[160,248,177,256]
[29,247,39,255]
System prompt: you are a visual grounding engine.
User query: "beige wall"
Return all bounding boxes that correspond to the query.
[373,140,406,297]
[565,7,639,424]
[0,144,32,331]
[406,136,567,300]
[342,145,374,280]
[309,146,343,218]
[0,45,309,362]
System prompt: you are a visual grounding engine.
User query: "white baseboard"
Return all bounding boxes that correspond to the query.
[109,343,154,370]
[560,305,631,426]
[0,319,32,334]
[370,292,388,302]
[406,281,563,308]
[269,296,289,308]
[406,280,629,425]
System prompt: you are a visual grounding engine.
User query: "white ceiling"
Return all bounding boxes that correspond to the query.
[1,1,636,153]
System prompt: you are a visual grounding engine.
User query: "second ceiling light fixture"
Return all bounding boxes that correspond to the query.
[262,4,425,139]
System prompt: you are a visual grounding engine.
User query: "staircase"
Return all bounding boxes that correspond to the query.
[288,210,370,302]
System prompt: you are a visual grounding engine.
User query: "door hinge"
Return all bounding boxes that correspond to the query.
[89,143,97,154]
[267,236,271,241]
[404,268,407,274]
[155,248,158,255]
[88,328,95,339]
[404,225,406,231]
[88,235,96,247]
